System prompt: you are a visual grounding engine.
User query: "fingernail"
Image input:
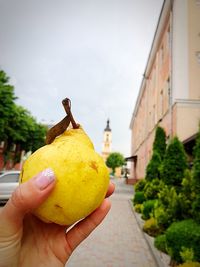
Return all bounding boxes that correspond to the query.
[35,168,55,190]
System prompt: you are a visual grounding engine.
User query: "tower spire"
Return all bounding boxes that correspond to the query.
[104,119,111,132]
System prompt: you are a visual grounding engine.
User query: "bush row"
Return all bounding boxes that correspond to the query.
[132,126,200,265]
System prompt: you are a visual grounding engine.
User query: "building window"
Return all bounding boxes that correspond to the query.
[167,77,170,108]
[166,25,170,52]
[160,90,164,118]
[149,111,152,130]
[160,45,164,65]
[153,104,156,125]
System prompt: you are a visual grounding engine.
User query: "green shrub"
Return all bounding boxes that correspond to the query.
[179,170,195,219]
[154,186,181,230]
[144,179,163,200]
[192,126,200,193]
[177,263,200,267]
[142,199,157,220]
[153,126,166,161]
[143,217,161,237]
[161,136,188,188]
[154,234,167,253]
[192,127,200,223]
[134,179,146,192]
[134,203,143,213]
[180,247,194,263]
[192,195,200,224]
[133,191,145,205]
[145,151,161,181]
[166,219,200,263]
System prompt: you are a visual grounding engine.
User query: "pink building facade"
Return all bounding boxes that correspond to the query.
[129,0,200,181]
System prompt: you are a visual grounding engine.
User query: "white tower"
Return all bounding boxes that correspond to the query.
[102,119,112,161]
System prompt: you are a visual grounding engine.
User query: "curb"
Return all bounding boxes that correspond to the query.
[128,200,170,267]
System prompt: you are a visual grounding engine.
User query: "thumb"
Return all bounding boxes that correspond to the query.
[0,168,56,234]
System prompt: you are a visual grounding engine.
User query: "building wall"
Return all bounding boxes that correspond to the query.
[172,0,200,141]
[130,0,200,180]
[172,0,189,101]
[175,101,200,141]
[188,0,200,99]
[130,11,171,179]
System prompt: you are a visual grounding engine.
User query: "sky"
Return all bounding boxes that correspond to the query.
[0,0,164,156]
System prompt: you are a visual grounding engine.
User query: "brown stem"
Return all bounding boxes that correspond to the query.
[45,98,79,144]
[62,98,79,129]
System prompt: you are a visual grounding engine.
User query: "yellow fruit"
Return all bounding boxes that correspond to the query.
[20,126,109,225]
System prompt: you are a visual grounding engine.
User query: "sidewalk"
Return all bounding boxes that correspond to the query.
[67,178,157,267]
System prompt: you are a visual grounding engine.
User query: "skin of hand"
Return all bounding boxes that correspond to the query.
[0,168,115,267]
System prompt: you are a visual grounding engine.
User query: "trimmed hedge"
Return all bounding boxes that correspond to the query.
[134,203,143,213]
[166,219,200,263]
[134,179,146,192]
[142,199,157,220]
[143,217,161,237]
[133,191,145,205]
[154,234,167,254]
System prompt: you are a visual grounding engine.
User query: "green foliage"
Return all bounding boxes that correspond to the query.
[192,127,200,223]
[161,136,188,188]
[153,126,166,160]
[133,191,145,205]
[134,203,143,213]
[134,179,146,192]
[143,179,163,200]
[154,234,167,253]
[143,217,161,237]
[0,69,47,166]
[192,127,200,191]
[142,199,157,220]
[154,186,182,230]
[192,196,200,224]
[177,263,200,267]
[145,151,161,181]
[166,219,200,263]
[179,170,195,219]
[145,127,166,181]
[180,247,194,263]
[106,152,125,174]
[0,71,16,141]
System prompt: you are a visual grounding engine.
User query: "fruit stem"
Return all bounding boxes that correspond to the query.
[62,98,79,129]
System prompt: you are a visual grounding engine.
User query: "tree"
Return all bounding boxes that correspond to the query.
[145,151,162,181]
[106,152,125,174]
[145,126,166,181]
[160,136,188,188]
[192,126,200,222]
[0,70,16,141]
[0,69,47,167]
[153,126,166,160]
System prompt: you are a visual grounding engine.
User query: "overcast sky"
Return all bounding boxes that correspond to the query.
[0,0,163,156]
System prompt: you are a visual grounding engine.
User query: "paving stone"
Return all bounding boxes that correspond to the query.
[66,178,158,267]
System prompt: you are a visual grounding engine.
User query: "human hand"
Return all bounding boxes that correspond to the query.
[0,169,114,267]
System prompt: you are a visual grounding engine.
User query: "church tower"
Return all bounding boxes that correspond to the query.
[102,119,112,161]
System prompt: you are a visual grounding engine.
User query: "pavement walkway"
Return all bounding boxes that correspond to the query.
[67,178,157,267]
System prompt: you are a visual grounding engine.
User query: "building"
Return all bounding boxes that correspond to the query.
[129,0,200,181]
[102,119,112,161]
